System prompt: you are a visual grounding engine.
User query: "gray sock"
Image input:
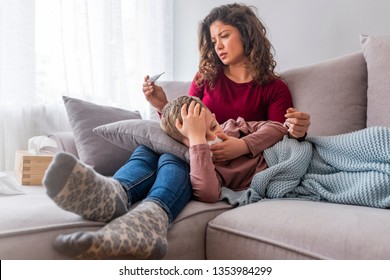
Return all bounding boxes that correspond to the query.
[43,152,129,223]
[53,201,169,260]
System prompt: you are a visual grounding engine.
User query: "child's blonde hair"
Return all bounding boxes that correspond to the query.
[160,95,207,143]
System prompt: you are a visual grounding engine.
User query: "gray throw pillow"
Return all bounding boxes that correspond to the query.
[93,119,190,163]
[63,96,142,176]
[360,34,390,127]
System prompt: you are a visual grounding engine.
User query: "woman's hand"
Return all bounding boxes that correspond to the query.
[209,132,250,162]
[284,108,311,139]
[142,75,168,113]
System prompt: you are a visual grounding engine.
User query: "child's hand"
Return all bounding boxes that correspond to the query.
[210,132,250,162]
[175,101,207,146]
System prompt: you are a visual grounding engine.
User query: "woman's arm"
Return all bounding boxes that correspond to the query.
[240,120,288,157]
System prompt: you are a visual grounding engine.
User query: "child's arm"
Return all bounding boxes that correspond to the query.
[175,102,222,202]
[241,120,288,156]
[211,119,287,162]
[189,144,222,202]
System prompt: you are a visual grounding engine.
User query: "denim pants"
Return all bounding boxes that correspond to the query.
[112,145,192,223]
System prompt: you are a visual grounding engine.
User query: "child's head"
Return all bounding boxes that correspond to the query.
[160,95,209,145]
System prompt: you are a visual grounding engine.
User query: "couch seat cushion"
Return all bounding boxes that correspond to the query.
[0,185,232,260]
[207,199,390,259]
[0,186,105,259]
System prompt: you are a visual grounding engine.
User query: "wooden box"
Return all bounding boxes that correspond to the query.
[14,150,54,186]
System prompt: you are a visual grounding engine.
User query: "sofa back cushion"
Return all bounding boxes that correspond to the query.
[281,52,368,136]
[149,81,192,121]
[360,35,390,128]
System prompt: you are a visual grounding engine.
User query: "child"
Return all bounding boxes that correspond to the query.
[160,95,288,203]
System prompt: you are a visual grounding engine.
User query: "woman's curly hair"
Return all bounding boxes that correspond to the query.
[197,3,278,88]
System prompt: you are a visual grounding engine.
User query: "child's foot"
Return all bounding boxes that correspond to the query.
[54,201,169,259]
[43,152,129,222]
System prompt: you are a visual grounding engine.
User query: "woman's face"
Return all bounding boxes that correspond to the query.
[210,20,246,66]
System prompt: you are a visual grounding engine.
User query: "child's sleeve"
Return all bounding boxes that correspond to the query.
[240,120,288,157]
[189,143,222,203]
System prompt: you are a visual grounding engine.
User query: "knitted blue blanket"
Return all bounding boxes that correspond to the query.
[220,126,390,208]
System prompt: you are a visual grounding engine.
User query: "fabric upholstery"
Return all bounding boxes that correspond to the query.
[281,52,367,136]
[207,200,390,259]
[0,185,231,259]
[360,34,390,127]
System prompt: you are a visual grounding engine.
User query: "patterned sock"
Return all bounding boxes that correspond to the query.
[43,152,129,223]
[53,201,169,260]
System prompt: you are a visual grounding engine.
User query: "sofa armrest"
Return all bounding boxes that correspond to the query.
[47,132,79,158]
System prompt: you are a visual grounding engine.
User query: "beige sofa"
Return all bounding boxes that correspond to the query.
[1,34,390,259]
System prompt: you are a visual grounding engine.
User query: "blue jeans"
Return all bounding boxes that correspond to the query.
[113,145,192,223]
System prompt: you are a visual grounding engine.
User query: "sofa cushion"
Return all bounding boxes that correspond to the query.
[207,199,390,259]
[63,96,141,176]
[93,119,190,163]
[0,184,232,259]
[0,185,105,259]
[281,52,367,136]
[148,81,192,121]
[165,200,232,259]
[360,34,390,127]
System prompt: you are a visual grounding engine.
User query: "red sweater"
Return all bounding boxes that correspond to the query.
[188,70,293,124]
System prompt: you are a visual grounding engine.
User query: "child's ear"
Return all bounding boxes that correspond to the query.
[212,113,216,118]
[175,118,183,130]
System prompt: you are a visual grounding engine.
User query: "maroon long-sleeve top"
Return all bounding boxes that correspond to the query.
[188,70,293,124]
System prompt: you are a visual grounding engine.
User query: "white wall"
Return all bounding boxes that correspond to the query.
[173,0,390,81]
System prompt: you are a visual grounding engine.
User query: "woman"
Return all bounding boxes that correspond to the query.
[144,3,311,163]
